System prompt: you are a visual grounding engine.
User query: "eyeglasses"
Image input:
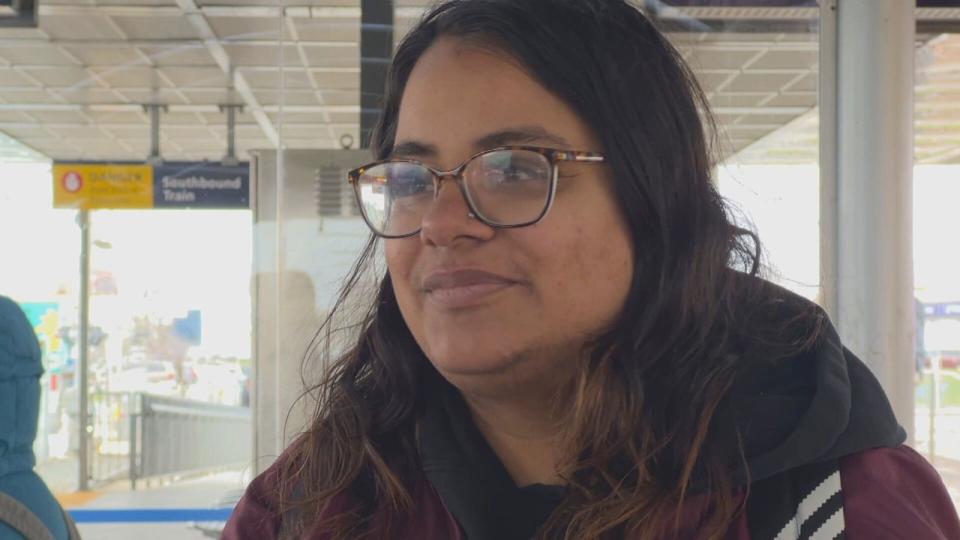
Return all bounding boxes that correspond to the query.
[347,146,605,238]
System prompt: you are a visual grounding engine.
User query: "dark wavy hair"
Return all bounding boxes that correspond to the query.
[276,1,820,538]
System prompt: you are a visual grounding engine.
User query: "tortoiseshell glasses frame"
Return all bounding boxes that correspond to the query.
[346,146,606,239]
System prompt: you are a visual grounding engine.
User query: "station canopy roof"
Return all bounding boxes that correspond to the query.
[0,1,958,164]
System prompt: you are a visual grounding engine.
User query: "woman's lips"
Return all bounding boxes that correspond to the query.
[422,269,517,309]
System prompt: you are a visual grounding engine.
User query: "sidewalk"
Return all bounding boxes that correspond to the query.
[60,469,249,540]
[36,456,79,494]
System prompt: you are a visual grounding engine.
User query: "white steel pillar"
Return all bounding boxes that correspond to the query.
[821,0,915,441]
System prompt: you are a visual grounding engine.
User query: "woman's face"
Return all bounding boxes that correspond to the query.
[386,38,634,396]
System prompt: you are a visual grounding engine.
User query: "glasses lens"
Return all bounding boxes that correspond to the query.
[464,149,552,225]
[355,162,433,236]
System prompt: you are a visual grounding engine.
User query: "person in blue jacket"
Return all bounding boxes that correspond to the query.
[0,295,79,540]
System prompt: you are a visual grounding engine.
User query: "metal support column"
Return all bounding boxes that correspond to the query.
[144,104,167,165]
[819,0,839,320]
[220,104,243,167]
[77,210,91,491]
[360,0,393,148]
[823,0,915,440]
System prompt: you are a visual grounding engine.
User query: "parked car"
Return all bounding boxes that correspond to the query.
[184,362,245,405]
[109,360,178,395]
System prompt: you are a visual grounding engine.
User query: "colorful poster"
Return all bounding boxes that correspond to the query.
[18,302,61,353]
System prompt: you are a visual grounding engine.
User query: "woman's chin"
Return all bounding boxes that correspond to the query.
[423,341,529,381]
[429,352,521,378]
[429,351,574,401]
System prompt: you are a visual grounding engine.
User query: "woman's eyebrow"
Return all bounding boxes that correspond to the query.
[390,140,437,159]
[389,127,572,159]
[473,126,572,149]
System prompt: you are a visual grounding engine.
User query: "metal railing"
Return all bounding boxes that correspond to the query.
[89,392,135,485]
[83,392,251,489]
[130,393,251,489]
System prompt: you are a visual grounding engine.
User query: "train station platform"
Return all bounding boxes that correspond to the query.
[57,469,248,540]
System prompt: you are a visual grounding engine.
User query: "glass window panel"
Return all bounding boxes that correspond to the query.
[655,4,822,301]
[914,26,960,510]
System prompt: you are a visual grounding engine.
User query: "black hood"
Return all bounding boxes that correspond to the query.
[712,306,906,488]
[417,289,906,539]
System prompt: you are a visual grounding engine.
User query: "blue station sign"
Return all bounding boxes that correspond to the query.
[153,161,250,209]
[924,302,960,318]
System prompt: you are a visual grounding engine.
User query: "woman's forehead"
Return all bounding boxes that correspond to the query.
[395,38,598,158]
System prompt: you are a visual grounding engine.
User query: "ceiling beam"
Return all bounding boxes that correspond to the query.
[0,101,819,118]
[0,38,358,47]
[34,3,960,22]
[726,106,817,163]
[925,145,960,163]
[0,103,362,113]
[36,4,361,18]
[0,38,817,53]
[712,106,810,115]
[173,0,278,148]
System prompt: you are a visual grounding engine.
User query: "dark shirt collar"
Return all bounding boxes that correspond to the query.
[417,372,564,540]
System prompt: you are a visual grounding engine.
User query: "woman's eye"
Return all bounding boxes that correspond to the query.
[390,177,430,197]
[493,165,537,183]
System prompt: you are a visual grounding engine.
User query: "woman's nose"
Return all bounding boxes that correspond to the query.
[419,177,493,246]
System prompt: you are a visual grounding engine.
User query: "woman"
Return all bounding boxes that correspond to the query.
[223,0,960,538]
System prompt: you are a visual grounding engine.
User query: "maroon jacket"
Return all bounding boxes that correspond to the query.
[223,445,958,539]
[224,295,960,539]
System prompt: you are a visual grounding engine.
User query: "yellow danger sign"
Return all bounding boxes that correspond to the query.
[53,163,153,209]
